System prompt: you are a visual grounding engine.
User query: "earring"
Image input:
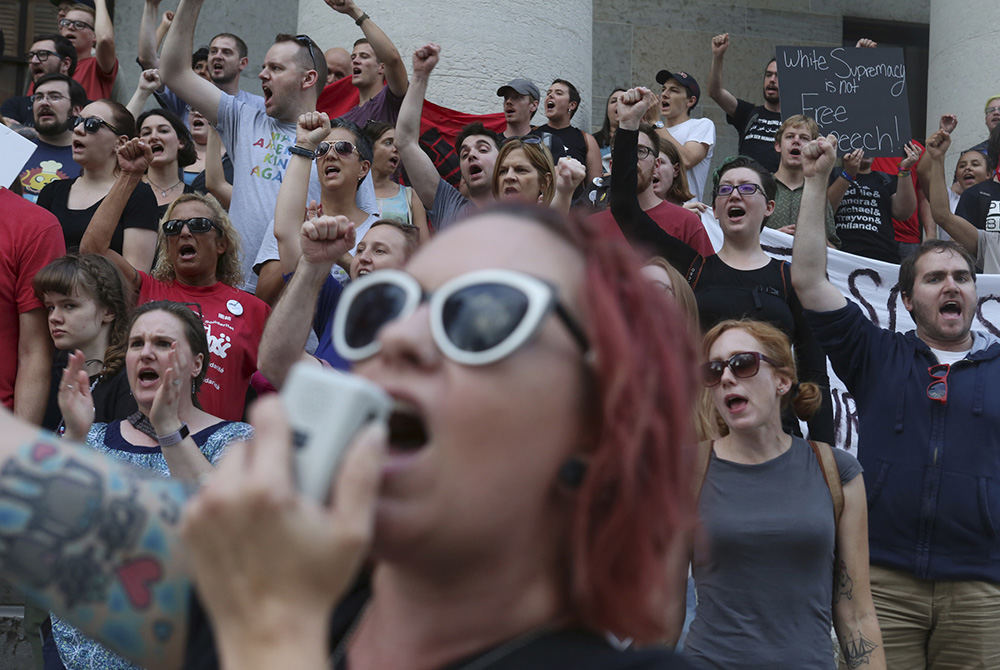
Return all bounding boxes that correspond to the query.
[557,457,587,489]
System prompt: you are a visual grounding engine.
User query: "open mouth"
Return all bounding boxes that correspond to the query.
[325,164,341,177]
[178,244,197,260]
[940,301,962,319]
[724,394,748,412]
[150,144,164,155]
[467,164,483,179]
[262,85,272,103]
[387,403,428,451]
[388,156,399,169]
[727,205,746,220]
[138,369,160,383]
[353,67,362,76]
[72,140,85,151]
[546,100,555,111]
[789,148,801,156]
[503,186,519,195]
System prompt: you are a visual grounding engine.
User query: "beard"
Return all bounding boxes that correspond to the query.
[763,88,780,104]
[35,113,71,137]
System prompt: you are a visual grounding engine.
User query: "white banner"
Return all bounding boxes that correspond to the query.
[759,228,1000,455]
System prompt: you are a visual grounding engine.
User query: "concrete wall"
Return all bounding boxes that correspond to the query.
[297,0,593,125]
[592,0,929,195]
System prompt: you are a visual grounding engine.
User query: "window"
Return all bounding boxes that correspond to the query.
[1,0,60,104]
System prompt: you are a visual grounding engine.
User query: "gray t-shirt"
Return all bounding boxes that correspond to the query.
[216,92,321,293]
[976,229,1000,274]
[684,437,862,669]
[429,178,474,231]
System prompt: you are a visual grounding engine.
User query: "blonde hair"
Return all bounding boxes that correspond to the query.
[698,319,821,438]
[152,193,243,287]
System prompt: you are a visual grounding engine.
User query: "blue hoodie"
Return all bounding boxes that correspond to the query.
[807,300,1000,582]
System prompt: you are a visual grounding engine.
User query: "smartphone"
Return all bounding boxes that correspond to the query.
[281,362,391,502]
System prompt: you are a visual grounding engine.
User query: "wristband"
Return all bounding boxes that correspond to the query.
[289,145,317,159]
[897,168,911,176]
[355,12,369,26]
[157,423,190,447]
[840,170,856,182]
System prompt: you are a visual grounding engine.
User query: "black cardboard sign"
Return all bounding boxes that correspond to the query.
[776,46,911,157]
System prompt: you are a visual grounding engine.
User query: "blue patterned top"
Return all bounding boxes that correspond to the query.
[51,419,252,670]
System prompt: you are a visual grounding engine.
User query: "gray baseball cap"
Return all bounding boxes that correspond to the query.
[497,78,540,101]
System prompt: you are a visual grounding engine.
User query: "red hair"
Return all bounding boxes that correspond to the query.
[486,204,699,642]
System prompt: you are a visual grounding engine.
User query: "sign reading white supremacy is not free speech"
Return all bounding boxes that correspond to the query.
[776,46,911,157]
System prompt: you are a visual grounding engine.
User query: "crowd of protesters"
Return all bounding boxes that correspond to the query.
[1,1,998,668]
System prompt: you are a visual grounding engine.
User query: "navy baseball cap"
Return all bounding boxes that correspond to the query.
[656,69,700,108]
[497,78,541,101]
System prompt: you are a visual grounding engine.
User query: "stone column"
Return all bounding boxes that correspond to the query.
[297,0,593,123]
[927,0,1000,170]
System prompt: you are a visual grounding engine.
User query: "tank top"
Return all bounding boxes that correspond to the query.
[376,184,412,225]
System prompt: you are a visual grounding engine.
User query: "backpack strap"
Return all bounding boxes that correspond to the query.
[692,440,714,501]
[808,440,844,528]
[686,255,707,290]
[779,260,790,299]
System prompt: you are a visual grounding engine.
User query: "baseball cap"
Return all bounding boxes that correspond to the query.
[497,78,541,101]
[656,69,700,108]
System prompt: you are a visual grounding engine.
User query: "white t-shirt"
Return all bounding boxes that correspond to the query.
[930,346,971,365]
[937,188,962,242]
[215,92,322,293]
[665,117,716,202]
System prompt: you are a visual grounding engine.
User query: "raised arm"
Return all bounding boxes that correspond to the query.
[657,128,709,172]
[610,87,701,272]
[889,141,919,221]
[79,139,151,292]
[137,0,163,69]
[550,157,586,214]
[93,0,116,75]
[791,135,848,312]
[126,69,163,119]
[833,476,887,670]
[204,127,232,209]
[919,129,980,254]
[326,0,408,97]
[395,44,443,210]
[583,132,603,183]
[159,0,222,125]
[707,33,739,117]
[827,149,862,211]
[258,216,356,389]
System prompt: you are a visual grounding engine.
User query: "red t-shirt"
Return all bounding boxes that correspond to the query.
[0,189,67,409]
[137,274,269,420]
[73,56,118,102]
[591,200,715,258]
[871,140,925,244]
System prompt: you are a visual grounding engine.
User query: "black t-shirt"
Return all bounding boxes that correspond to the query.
[154,183,198,221]
[41,350,137,432]
[832,171,900,264]
[530,124,588,166]
[955,178,1000,232]
[726,99,781,173]
[182,577,694,670]
[36,178,159,254]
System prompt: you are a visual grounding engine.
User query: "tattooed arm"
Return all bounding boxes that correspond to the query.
[832,476,886,670]
[0,409,192,669]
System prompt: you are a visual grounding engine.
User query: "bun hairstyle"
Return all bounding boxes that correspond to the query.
[700,319,821,437]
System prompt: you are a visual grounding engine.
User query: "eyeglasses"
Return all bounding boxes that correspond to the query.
[702,351,780,387]
[162,217,220,236]
[314,140,359,159]
[715,183,765,198]
[927,363,950,403]
[636,145,655,161]
[987,106,1000,115]
[333,269,590,366]
[26,50,58,63]
[59,18,94,30]
[31,91,66,104]
[294,34,320,73]
[72,116,121,135]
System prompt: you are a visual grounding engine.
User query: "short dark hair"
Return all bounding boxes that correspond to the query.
[637,122,661,157]
[362,120,394,145]
[552,78,581,118]
[128,301,210,403]
[210,33,248,59]
[32,34,77,77]
[455,122,502,153]
[192,46,209,69]
[898,240,977,298]
[712,155,777,202]
[330,118,373,162]
[137,108,198,168]
[368,219,421,255]
[33,72,87,109]
[93,99,136,139]
[273,33,327,96]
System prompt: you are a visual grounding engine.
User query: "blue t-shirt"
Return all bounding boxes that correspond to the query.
[18,139,81,203]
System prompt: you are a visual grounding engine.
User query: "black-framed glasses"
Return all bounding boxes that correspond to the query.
[333,269,590,366]
[636,145,656,161]
[314,140,359,159]
[26,49,58,63]
[715,183,765,198]
[31,91,67,104]
[162,217,220,236]
[59,18,94,30]
[927,363,950,403]
[702,351,780,387]
[72,116,121,135]
[294,34,320,72]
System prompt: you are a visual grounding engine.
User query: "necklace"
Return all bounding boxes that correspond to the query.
[126,411,159,440]
[146,176,183,197]
[329,605,553,670]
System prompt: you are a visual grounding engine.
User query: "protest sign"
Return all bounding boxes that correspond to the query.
[776,46,911,156]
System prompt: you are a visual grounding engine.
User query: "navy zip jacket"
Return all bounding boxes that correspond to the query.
[806,300,1000,582]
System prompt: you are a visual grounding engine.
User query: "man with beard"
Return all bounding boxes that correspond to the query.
[707,33,781,173]
[1,34,76,128]
[17,74,86,203]
[793,134,1000,669]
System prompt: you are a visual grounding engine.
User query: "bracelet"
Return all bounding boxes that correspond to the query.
[289,145,316,159]
[355,12,369,26]
[157,423,190,447]
[840,170,856,182]
[897,168,911,176]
